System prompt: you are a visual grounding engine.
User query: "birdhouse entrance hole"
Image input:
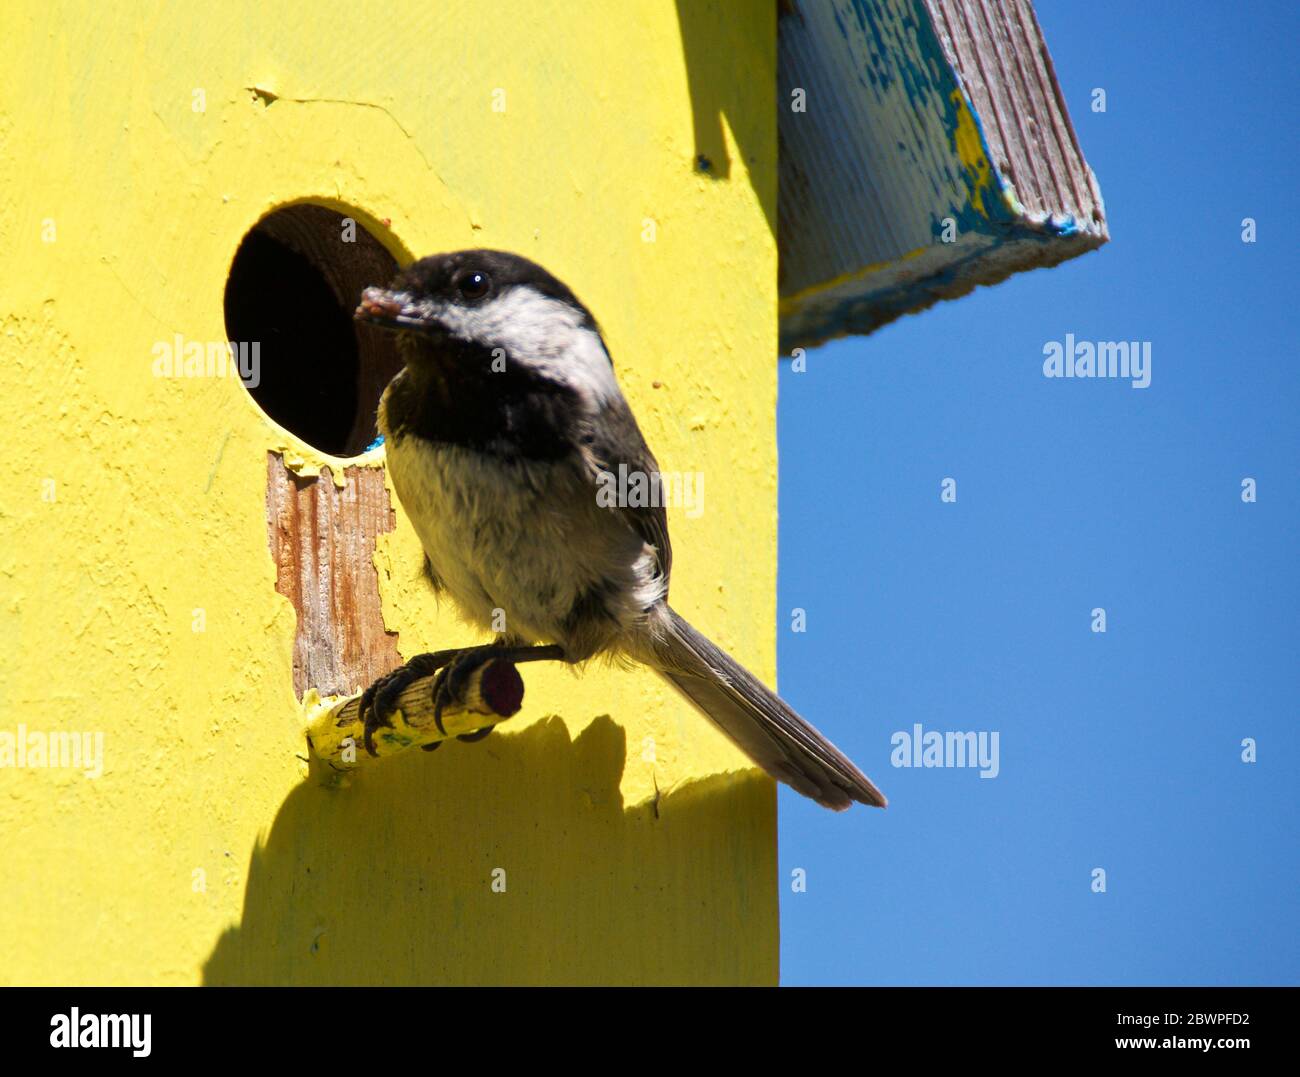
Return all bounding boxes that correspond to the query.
[224,204,403,457]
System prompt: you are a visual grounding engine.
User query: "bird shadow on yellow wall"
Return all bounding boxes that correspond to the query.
[202,715,777,985]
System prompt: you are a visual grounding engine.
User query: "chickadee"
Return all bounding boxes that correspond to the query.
[353,250,885,811]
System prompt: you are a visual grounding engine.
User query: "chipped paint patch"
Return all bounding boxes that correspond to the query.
[948,88,994,219]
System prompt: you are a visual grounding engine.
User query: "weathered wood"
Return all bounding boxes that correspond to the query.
[265,453,402,698]
[925,0,1101,229]
[777,0,1107,351]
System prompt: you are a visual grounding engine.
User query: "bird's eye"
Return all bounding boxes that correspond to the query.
[457,270,491,300]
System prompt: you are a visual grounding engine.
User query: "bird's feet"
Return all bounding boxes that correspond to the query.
[430,642,568,742]
[358,643,567,757]
[358,649,462,756]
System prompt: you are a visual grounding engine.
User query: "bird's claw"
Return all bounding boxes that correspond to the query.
[360,642,563,756]
[431,646,505,743]
[358,649,462,756]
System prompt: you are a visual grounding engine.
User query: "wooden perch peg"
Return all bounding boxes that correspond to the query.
[303,656,527,778]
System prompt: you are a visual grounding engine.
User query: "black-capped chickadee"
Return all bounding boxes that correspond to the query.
[353,250,885,810]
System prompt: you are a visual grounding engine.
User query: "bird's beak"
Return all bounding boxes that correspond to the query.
[354,287,434,332]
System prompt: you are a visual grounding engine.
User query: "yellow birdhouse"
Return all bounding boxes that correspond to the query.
[0,0,1101,986]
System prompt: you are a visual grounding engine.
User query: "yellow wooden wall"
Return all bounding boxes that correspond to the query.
[0,1,779,983]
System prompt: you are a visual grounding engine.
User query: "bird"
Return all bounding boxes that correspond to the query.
[352,249,885,810]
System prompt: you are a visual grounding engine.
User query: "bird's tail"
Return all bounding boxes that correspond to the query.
[648,606,886,811]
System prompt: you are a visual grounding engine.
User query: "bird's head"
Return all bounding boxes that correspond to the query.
[355,249,617,404]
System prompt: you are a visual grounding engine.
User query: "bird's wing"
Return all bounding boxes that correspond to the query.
[578,397,672,583]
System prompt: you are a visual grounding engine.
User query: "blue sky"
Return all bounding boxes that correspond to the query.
[775,0,1298,985]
